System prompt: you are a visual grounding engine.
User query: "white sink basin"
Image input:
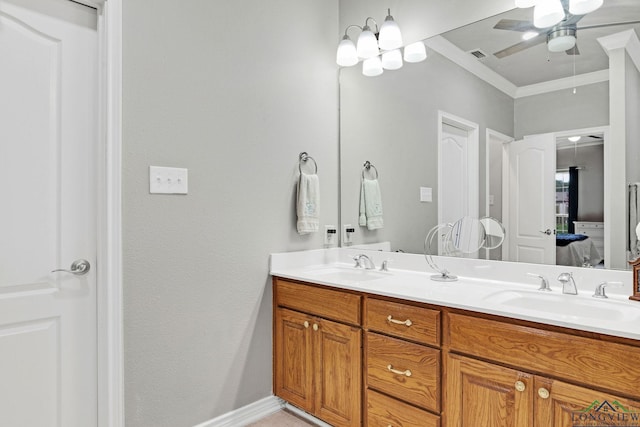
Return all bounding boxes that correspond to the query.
[484,290,640,322]
[304,266,388,283]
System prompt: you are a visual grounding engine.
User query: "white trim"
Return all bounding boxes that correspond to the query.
[425,36,518,98]
[598,29,640,73]
[193,396,284,427]
[283,403,334,427]
[96,1,123,426]
[515,69,610,98]
[485,129,513,261]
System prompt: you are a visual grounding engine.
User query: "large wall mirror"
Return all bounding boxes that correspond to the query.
[339,0,640,270]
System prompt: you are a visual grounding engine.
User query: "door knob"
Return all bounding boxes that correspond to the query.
[52,259,91,276]
[539,229,553,235]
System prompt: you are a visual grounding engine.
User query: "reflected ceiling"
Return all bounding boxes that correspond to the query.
[440,0,640,86]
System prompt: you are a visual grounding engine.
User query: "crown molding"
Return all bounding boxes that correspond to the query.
[598,29,640,73]
[515,69,610,98]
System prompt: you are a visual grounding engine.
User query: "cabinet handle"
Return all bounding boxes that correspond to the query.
[312,324,318,331]
[387,364,412,377]
[387,315,413,327]
[538,387,550,399]
[515,381,526,392]
[303,321,309,329]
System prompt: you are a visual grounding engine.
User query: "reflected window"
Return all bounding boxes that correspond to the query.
[556,171,570,233]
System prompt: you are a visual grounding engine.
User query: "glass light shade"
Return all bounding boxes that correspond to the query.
[336,36,358,67]
[403,41,427,63]
[533,0,565,28]
[569,0,603,15]
[379,15,403,50]
[362,56,383,77]
[382,49,403,70]
[515,0,537,7]
[356,26,379,59]
[547,34,576,52]
[568,136,581,142]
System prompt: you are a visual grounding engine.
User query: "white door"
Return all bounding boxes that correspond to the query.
[438,114,479,255]
[0,0,98,426]
[506,133,556,265]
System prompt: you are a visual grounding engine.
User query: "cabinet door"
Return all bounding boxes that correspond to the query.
[314,317,362,427]
[534,377,640,427]
[274,308,314,412]
[445,354,533,427]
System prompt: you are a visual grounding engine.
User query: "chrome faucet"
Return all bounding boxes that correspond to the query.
[527,273,551,291]
[353,254,375,270]
[558,272,578,295]
[593,281,623,299]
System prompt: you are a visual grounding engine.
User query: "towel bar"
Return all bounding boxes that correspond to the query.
[299,152,318,174]
[362,160,379,179]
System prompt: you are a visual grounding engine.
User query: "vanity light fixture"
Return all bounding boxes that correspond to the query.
[338,9,426,76]
[403,41,427,63]
[381,49,403,70]
[534,0,565,28]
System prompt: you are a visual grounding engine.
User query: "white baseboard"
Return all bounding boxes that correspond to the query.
[194,396,284,427]
[282,403,333,427]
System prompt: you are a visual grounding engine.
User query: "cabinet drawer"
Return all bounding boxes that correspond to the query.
[366,298,440,346]
[366,332,440,411]
[274,278,361,325]
[447,313,640,398]
[367,389,440,427]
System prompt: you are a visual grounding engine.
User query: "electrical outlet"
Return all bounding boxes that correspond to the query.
[420,187,432,202]
[343,224,355,245]
[324,225,337,246]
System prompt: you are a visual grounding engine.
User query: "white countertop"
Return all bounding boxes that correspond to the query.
[270,248,640,341]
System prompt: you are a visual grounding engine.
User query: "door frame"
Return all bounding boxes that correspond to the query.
[83,1,124,426]
[485,129,513,260]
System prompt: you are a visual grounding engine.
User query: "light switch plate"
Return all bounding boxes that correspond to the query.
[420,187,432,202]
[149,166,188,194]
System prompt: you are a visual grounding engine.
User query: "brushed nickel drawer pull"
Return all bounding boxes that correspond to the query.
[387,315,413,327]
[538,387,550,399]
[515,381,526,392]
[387,364,412,377]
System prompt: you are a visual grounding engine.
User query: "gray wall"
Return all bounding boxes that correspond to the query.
[340,51,514,253]
[514,82,609,139]
[626,53,640,186]
[122,1,338,426]
[557,144,604,222]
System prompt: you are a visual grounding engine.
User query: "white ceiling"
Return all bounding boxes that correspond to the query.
[439,0,640,87]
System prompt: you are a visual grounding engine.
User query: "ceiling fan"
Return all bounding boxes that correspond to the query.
[493,0,640,58]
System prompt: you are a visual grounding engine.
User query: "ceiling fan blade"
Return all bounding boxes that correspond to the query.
[566,44,580,55]
[493,19,538,32]
[493,34,547,59]
[579,20,640,31]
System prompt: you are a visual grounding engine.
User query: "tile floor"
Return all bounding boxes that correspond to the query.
[246,409,318,427]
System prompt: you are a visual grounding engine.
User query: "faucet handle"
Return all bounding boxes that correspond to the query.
[380,260,390,272]
[527,273,551,292]
[593,281,623,299]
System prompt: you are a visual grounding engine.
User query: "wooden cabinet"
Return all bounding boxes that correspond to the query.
[446,353,640,427]
[272,276,640,427]
[273,279,362,427]
[364,297,442,426]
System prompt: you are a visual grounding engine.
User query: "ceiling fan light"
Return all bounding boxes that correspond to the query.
[569,0,603,15]
[515,0,537,8]
[336,35,358,67]
[379,10,403,51]
[362,56,384,77]
[533,0,565,28]
[548,34,576,52]
[382,49,403,70]
[357,26,379,59]
[403,41,427,63]
[568,136,581,142]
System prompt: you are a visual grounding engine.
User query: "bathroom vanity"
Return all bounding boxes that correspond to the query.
[271,249,640,427]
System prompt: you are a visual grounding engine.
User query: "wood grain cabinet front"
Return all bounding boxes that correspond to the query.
[273,279,362,427]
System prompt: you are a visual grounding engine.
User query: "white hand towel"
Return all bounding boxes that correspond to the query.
[297,173,320,234]
[359,178,384,230]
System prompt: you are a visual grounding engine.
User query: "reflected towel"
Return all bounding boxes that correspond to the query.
[297,173,319,234]
[359,178,384,230]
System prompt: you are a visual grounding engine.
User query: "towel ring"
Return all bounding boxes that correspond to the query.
[362,161,379,180]
[299,152,318,174]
